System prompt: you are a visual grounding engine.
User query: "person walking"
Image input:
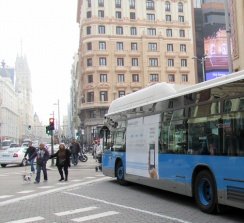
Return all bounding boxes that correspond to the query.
[69,139,81,165]
[24,142,36,173]
[50,143,71,181]
[29,143,49,184]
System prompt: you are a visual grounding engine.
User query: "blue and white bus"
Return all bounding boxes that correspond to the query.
[101,71,244,214]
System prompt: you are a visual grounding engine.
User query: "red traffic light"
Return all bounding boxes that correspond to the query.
[49,118,55,130]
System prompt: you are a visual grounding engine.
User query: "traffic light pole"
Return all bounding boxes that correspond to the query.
[51,130,54,166]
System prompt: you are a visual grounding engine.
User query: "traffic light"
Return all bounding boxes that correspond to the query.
[28,125,31,130]
[49,118,55,130]
[46,126,51,135]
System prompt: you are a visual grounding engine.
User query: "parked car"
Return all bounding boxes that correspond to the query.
[10,143,20,148]
[0,146,28,167]
[0,140,13,150]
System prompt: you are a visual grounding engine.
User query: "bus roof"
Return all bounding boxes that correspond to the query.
[106,70,244,116]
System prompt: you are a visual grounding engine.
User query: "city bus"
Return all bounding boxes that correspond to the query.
[101,71,244,214]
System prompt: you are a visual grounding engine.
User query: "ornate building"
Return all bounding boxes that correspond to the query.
[75,0,196,144]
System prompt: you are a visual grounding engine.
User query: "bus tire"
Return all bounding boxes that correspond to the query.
[116,160,127,185]
[194,170,218,214]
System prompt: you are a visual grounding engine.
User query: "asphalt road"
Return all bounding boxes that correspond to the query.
[0,155,243,223]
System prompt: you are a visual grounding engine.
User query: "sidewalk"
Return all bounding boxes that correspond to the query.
[47,154,97,170]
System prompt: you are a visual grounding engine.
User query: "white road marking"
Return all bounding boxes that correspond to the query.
[4,216,44,223]
[85,177,95,179]
[71,179,83,182]
[0,195,14,199]
[0,177,110,207]
[17,190,35,194]
[71,211,119,222]
[55,206,98,216]
[0,174,8,177]
[64,191,192,223]
[38,186,55,189]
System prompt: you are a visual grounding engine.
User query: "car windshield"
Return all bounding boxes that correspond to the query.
[2,141,11,146]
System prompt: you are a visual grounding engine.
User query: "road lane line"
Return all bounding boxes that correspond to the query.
[4,216,44,223]
[64,191,192,223]
[71,211,119,222]
[55,206,98,216]
[0,177,110,207]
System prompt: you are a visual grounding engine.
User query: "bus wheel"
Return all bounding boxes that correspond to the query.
[116,160,127,185]
[194,170,217,214]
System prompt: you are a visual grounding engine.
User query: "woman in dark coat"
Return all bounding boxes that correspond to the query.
[50,143,71,181]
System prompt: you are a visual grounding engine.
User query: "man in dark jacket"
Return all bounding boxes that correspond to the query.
[29,143,49,184]
[24,142,36,173]
[69,139,81,165]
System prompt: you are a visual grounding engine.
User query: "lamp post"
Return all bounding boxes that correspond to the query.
[192,55,208,82]
[53,99,60,142]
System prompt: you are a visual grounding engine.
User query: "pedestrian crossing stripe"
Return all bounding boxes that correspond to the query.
[17,190,35,194]
[71,211,119,222]
[4,216,44,223]
[54,206,98,216]
[0,195,14,199]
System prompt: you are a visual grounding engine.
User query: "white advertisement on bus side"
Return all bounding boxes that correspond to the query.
[126,114,160,179]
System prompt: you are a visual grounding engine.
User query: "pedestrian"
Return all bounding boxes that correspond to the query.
[69,139,81,165]
[49,143,71,181]
[24,142,36,173]
[95,140,103,171]
[29,143,49,184]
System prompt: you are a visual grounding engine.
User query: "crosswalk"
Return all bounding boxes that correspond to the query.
[4,206,120,223]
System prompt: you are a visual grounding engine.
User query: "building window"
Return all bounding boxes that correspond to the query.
[117,58,124,66]
[168,74,175,82]
[100,91,108,101]
[99,57,107,66]
[129,0,136,9]
[87,0,91,7]
[116,42,124,50]
[147,13,155,21]
[179,29,185,37]
[168,59,174,67]
[166,29,172,37]
[100,109,107,118]
[130,27,137,35]
[182,74,188,82]
[132,58,139,66]
[131,42,138,51]
[149,58,158,67]
[88,75,93,83]
[87,26,91,35]
[148,43,157,51]
[167,44,173,52]
[181,59,187,67]
[98,25,105,34]
[178,2,183,13]
[116,26,123,35]
[118,91,125,97]
[98,0,104,7]
[166,15,171,22]
[99,41,106,50]
[118,74,125,82]
[147,28,156,36]
[87,42,92,51]
[165,1,171,11]
[87,11,92,18]
[178,16,184,22]
[180,44,186,52]
[132,74,139,82]
[115,0,121,8]
[115,11,122,19]
[100,74,107,82]
[87,92,94,102]
[146,0,154,10]
[98,10,104,18]
[87,58,92,66]
[130,12,136,20]
[150,73,159,82]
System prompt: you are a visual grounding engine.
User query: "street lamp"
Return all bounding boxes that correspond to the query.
[53,99,60,142]
[192,55,208,82]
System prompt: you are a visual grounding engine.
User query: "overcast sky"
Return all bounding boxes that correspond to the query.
[0,0,79,125]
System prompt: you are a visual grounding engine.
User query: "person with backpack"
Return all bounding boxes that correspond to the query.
[28,143,49,184]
